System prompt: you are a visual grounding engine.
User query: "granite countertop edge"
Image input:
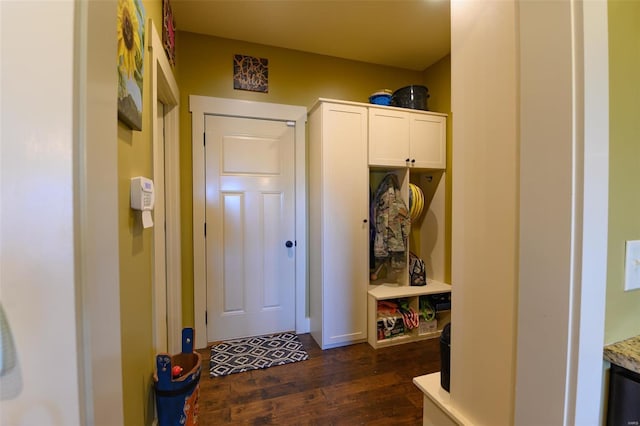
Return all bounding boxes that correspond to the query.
[604,335,640,374]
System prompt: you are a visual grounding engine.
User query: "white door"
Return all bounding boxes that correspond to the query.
[205,114,296,341]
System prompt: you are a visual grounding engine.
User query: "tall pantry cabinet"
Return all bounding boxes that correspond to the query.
[309,98,450,351]
[309,100,369,349]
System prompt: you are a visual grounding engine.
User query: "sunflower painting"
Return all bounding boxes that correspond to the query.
[117,0,145,130]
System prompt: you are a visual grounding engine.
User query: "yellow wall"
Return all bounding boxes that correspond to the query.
[175,30,434,326]
[606,0,640,344]
[422,55,452,283]
[118,1,162,425]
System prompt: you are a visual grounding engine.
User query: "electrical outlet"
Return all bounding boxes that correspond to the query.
[624,240,640,291]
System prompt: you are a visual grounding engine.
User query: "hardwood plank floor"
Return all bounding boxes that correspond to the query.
[196,334,442,425]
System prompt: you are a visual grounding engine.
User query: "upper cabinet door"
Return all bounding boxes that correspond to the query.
[409,114,446,169]
[368,108,410,167]
[368,106,447,169]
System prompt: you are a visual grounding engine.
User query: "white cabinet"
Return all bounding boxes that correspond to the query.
[368,108,410,167]
[409,114,447,169]
[367,105,450,349]
[309,100,369,349]
[368,107,446,169]
[308,98,450,351]
[368,167,451,349]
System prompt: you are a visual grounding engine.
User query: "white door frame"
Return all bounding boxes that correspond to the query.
[149,20,182,355]
[515,1,609,424]
[190,96,308,349]
[450,1,609,424]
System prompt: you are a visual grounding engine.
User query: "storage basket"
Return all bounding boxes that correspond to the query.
[154,328,202,426]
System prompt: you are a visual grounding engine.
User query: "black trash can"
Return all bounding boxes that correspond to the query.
[440,322,451,392]
[154,328,202,426]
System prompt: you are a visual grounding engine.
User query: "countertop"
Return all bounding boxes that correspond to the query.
[604,335,640,374]
[413,373,471,425]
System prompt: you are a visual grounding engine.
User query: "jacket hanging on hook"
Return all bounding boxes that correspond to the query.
[372,173,410,270]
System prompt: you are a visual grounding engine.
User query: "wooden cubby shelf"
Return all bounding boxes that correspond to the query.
[368,280,452,349]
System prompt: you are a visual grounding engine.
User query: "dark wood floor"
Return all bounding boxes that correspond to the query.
[196,333,441,425]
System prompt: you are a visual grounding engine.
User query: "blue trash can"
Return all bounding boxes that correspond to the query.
[154,328,202,426]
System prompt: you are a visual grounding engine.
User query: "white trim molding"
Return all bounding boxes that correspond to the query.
[149,19,182,355]
[190,95,308,349]
[516,1,609,424]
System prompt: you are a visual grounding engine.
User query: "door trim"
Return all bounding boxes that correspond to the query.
[149,20,182,354]
[190,95,308,349]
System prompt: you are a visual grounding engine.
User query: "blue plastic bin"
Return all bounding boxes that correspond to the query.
[154,328,202,425]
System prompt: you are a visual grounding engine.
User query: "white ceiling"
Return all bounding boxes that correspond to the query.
[171,0,451,71]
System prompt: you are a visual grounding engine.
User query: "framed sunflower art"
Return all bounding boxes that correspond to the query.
[117,0,146,131]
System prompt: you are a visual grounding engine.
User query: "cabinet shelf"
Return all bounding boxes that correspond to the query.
[374,334,414,347]
[374,329,445,348]
[368,280,451,349]
[368,280,452,300]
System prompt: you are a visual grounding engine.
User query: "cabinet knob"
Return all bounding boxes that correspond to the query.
[405,158,410,163]
[285,240,293,248]
[363,219,368,223]
[411,159,416,164]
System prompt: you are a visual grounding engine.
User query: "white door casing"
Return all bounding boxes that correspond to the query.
[154,100,168,353]
[191,96,308,349]
[149,20,182,355]
[205,116,295,341]
[516,1,610,424]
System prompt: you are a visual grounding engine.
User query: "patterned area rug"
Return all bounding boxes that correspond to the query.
[209,332,309,377]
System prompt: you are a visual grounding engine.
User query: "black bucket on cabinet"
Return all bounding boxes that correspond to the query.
[440,322,451,392]
[391,85,429,110]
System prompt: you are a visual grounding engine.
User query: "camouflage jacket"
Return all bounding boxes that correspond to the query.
[373,174,410,265]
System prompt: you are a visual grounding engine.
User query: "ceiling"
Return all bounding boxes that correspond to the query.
[171,1,451,71]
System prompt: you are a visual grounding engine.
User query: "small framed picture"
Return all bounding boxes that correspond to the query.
[233,54,268,93]
[163,0,176,67]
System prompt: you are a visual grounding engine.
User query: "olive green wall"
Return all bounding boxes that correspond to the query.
[118,1,162,425]
[605,0,640,344]
[422,54,452,283]
[175,30,438,327]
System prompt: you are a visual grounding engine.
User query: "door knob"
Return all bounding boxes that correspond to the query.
[285,240,293,248]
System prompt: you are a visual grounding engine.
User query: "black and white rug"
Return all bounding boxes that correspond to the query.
[209,332,309,377]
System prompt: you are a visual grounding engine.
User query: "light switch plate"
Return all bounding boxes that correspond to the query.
[624,240,640,291]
